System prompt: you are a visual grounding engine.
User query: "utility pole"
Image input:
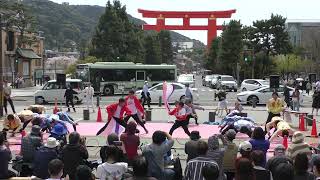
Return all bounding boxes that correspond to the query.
[0,15,4,117]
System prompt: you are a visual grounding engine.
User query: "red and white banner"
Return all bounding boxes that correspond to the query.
[162,81,174,112]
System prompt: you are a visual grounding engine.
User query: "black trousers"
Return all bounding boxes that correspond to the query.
[124,114,147,132]
[169,120,191,136]
[142,94,151,108]
[66,98,75,112]
[265,112,280,131]
[96,117,127,135]
[186,114,198,124]
[4,96,15,114]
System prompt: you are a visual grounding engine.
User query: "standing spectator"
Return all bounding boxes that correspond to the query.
[142,131,175,180]
[293,153,315,180]
[238,141,252,159]
[21,125,43,163]
[185,140,220,180]
[283,84,291,109]
[47,159,65,180]
[142,81,151,109]
[216,89,228,117]
[251,150,271,180]
[312,156,320,179]
[96,145,128,180]
[75,165,95,180]
[306,81,312,95]
[223,129,238,180]
[185,84,193,102]
[266,92,285,131]
[235,158,255,180]
[61,132,88,179]
[202,163,220,180]
[33,137,59,179]
[185,131,201,162]
[3,80,16,114]
[291,87,300,111]
[0,132,15,179]
[125,155,157,180]
[312,90,320,116]
[83,83,95,113]
[249,127,270,167]
[64,86,77,112]
[316,79,320,92]
[2,114,21,138]
[287,131,311,159]
[120,121,140,162]
[266,144,292,175]
[272,163,294,180]
[100,133,124,163]
[206,134,227,180]
[169,101,191,136]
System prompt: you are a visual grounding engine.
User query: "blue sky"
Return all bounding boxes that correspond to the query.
[51,0,320,44]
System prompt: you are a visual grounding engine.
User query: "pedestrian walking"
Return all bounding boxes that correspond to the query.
[185,83,193,103]
[83,84,95,113]
[291,87,300,111]
[306,81,312,95]
[312,90,320,116]
[64,86,78,112]
[3,80,15,114]
[141,81,151,109]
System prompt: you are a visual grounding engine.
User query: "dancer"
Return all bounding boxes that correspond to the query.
[2,114,21,138]
[169,101,191,136]
[56,110,78,131]
[215,89,228,117]
[265,92,286,131]
[124,90,148,133]
[141,81,151,109]
[185,99,204,125]
[83,83,95,113]
[96,98,130,136]
[266,116,293,141]
[64,86,78,112]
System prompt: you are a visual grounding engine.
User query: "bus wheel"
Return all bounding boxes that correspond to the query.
[103,85,114,96]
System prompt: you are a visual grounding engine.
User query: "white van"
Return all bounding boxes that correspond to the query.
[34,79,84,104]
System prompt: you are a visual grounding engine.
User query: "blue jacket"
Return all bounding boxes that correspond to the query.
[33,146,58,179]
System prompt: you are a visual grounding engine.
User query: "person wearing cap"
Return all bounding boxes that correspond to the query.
[50,123,68,147]
[33,137,59,179]
[185,99,205,125]
[287,131,311,159]
[266,92,286,131]
[222,129,238,180]
[3,80,16,114]
[120,121,140,162]
[266,116,293,141]
[266,144,293,175]
[185,131,201,162]
[21,125,43,163]
[141,81,151,109]
[2,114,21,138]
[238,141,252,159]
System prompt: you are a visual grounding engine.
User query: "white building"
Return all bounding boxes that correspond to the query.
[172,41,194,52]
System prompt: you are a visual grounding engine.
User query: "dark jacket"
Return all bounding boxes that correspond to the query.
[61,144,88,179]
[100,145,125,163]
[253,167,271,180]
[185,139,200,162]
[33,146,58,179]
[64,88,77,99]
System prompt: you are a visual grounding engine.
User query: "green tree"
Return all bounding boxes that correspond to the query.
[90,0,144,62]
[218,20,243,75]
[158,30,173,64]
[206,37,221,72]
[144,35,161,64]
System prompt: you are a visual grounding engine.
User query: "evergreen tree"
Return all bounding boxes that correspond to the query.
[158,30,173,64]
[144,35,161,64]
[206,37,221,72]
[218,20,243,75]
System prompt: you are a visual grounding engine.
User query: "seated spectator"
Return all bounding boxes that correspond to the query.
[33,137,59,179]
[100,133,125,163]
[96,145,128,179]
[202,163,220,180]
[0,132,15,179]
[272,162,294,180]
[238,141,252,159]
[120,121,140,162]
[266,144,292,175]
[21,125,43,163]
[185,140,219,180]
[47,159,64,180]
[287,131,311,159]
[2,114,21,138]
[222,129,238,180]
[251,150,271,180]
[142,131,175,180]
[75,165,95,180]
[312,156,320,179]
[235,158,255,180]
[185,130,201,162]
[249,127,270,167]
[125,155,157,180]
[293,153,315,180]
[206,134,227,179]
[236,126,252,138]
[49,123,68,147]
[61,132,88,180]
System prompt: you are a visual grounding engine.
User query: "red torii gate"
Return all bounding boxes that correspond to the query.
[138,9,236,48]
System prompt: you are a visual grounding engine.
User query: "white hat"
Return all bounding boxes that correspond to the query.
[45,137,59,148]
[292,131,305,144]
[239,141,252,152]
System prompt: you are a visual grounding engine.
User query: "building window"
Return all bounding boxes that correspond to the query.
[23,61,29,76]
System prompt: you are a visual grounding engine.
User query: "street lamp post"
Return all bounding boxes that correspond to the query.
[0,14,5,117]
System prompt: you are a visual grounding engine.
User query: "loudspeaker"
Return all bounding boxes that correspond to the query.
[270,75,280,89]
[56,73,66,85]
[309,73,316,83]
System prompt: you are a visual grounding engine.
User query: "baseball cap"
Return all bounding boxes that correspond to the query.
[190,131,201,140]
[225,129,236,141]
[239,141,252,152]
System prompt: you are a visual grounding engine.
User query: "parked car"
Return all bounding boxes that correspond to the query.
[240,79,269,91]
[135,82,199,103]
[210,74,220,89]
[34,79,84,104]
[177,74,195,87]
[237,86,303,105]
[216,75,238,92]
[202,75,214,87]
